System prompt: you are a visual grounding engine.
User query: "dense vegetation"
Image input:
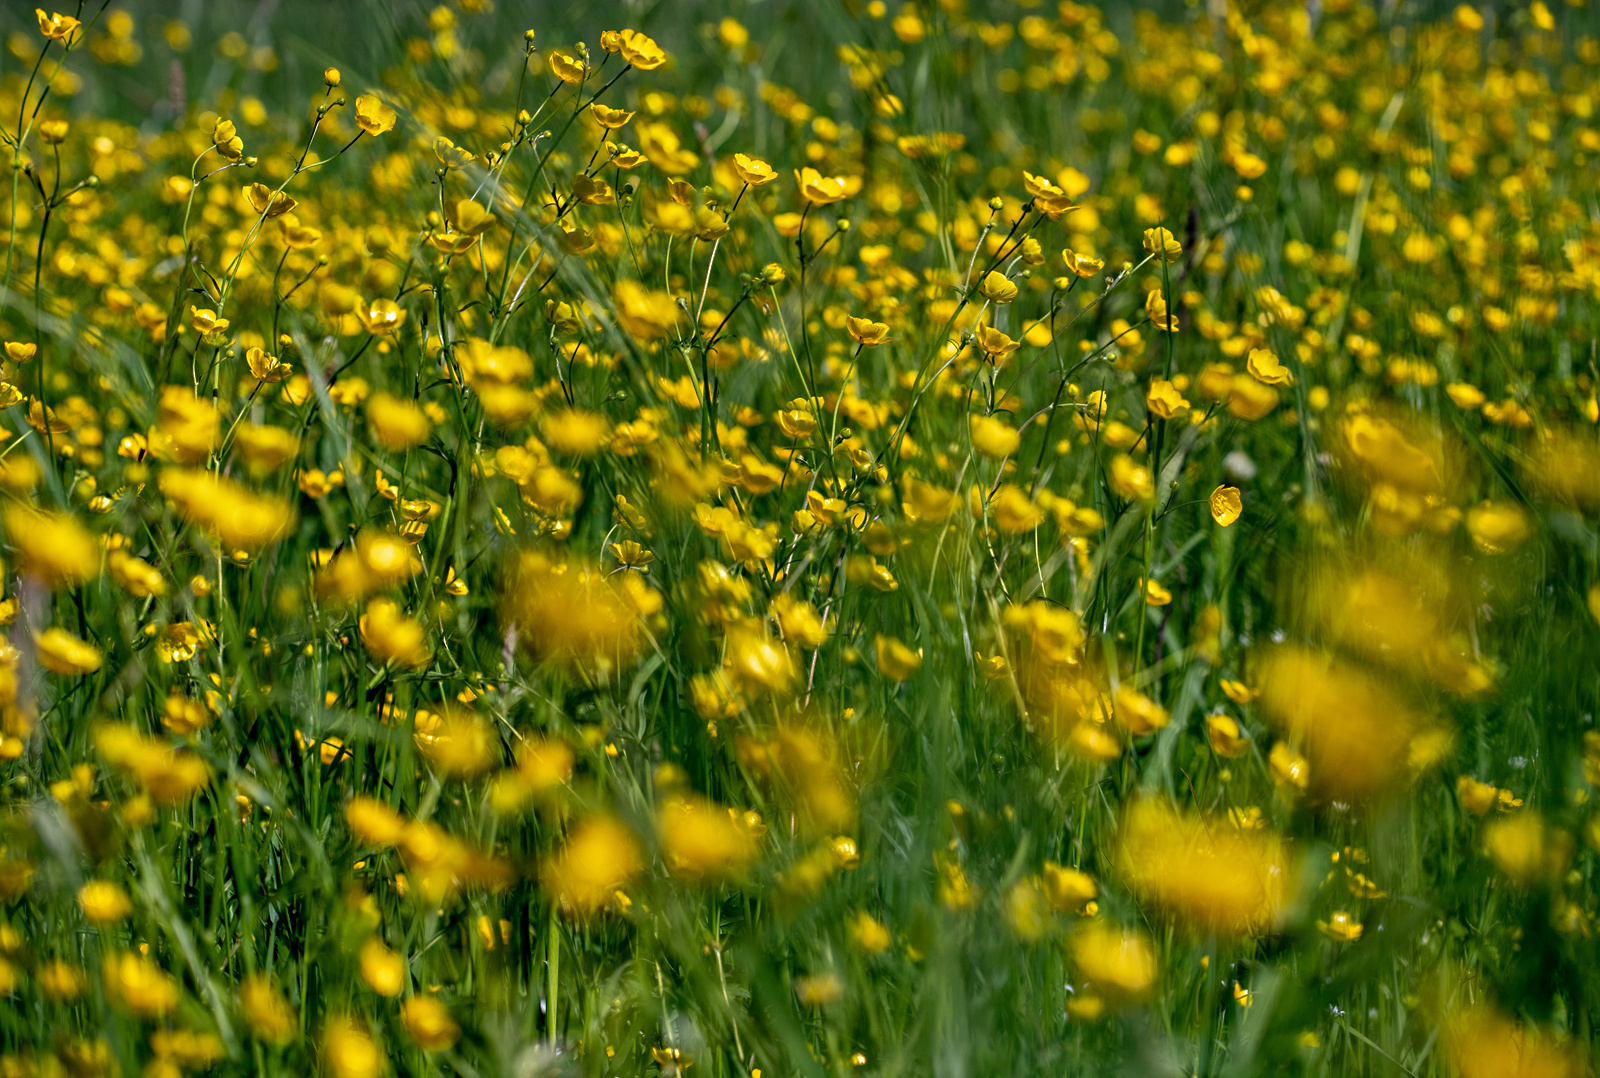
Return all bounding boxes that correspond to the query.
[0,1,1598,1075]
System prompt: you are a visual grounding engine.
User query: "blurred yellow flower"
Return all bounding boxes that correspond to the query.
[401,996,461,1052]
[542,815,643,916]
[1115,800,1292,936]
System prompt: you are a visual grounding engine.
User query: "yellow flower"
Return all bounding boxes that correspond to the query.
[162,693,211,736]
[160,469,297,551]
[1146,378,1189,420]
[355,297,406,334]
[35,627,103,676]
[732,152,777,186]
[346,796,408,846]
[990,484,1045,533]
[244,345,293,383]
[978,270,1019,304]
[724,619,796,692]
[401,996,461,1052]
[1114,684,1168,733]
[548,50,586,83]
[240,975,297,1044]
[1444,1004,1584,1078]
[1255,646,1431,801]
[1144,288,1177,331]
[3,505,100,588]
[796,166,849,205]
[1063,249,1104,278]
[975,323,1019,360]
[969,413,1020,459]
[359,598,432,669]
[1226,375,1278,420]
[36,9,82,43]
[849,911,892,953]
[502,550,656,670]
[1455,775,1499,815]
[1109,454,1153,502]
[211,117,243,160]
[1246,348,1293,386]
[39,961,84,1001]
[358,936,405,996]
[3,342,36,363]
[1269,740,1309,793]
[612,279,681,339]
[353,93,397,136]
[1142,226,1182,262]
[1142,578,1172,606]
[617,29,667,69]
[1484,812,1571,887]
[96,723,210,804]
[242,181,295,217]
[1042,863,1097,912]
[367,392,432,450]
[38,119,67,144]
[188,305,230,337]
[610,539,655,571]
[1070,923,1157,1003]
[657,794,760,880]
[845,315,892,346]
[413,708,498,779]
[874,633,922,681]
[323,1016,382,1078]
[542,815,644,916]
[1209,484,1242,526]
[718,17,750,49]
[1116,800,1292,936]
[542,408,610,455]
[608,142,647,169]
[1316,910,1363,942]
[448,198,496,237]
[589,102,635,129]
[1465,500,1531,554]
[1206,713,1250,757]
[103,952,179,1019]
[77,880,133,925]
[278,214,322,249]
[636,123,699,174]
[1022,170,1075,217]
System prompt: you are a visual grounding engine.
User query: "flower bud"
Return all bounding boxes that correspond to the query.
[323,67,341,87]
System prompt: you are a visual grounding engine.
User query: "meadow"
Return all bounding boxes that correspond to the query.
[0,0,1597,1074]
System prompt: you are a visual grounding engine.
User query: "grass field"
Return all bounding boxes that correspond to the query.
[0,0,1598,1075]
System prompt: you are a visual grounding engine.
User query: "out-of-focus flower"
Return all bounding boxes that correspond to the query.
[1115,800,1292,936]
[541,815,643,916]
[323,1016,382,1078]
[1254,646,1431,801]
[1070,923,1156,1005]
[401,996,460,1052]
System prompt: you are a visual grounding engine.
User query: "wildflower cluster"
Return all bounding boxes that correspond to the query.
[0,2,1597,1076]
